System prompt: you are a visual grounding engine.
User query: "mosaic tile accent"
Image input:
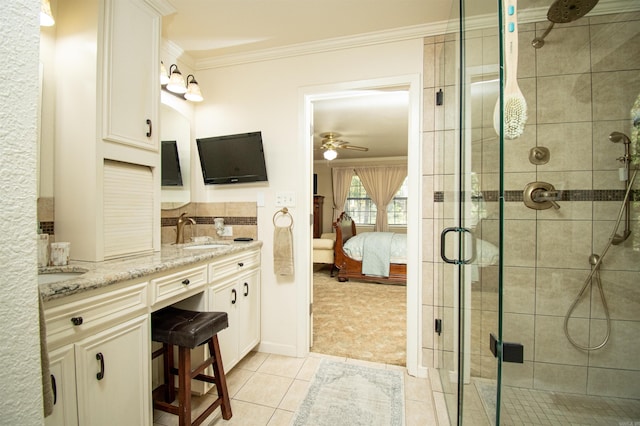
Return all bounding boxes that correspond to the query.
[39,221,55,235]
[161,216,257,227]
[434,190,639,202]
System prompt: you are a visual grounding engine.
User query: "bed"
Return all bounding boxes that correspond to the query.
[332,212,407,285]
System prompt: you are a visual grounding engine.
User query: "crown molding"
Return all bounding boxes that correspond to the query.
[145,0,176,16]
[195,23,449,70]
[193,0,639,70]
[161,39,196,70]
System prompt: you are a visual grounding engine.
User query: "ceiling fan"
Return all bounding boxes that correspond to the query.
[318,132,368,160]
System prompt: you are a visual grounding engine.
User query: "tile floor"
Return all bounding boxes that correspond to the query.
[153,351,447,426]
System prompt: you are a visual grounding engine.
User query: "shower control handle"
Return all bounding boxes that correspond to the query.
[524,182,561,210]
[532,189,561,209]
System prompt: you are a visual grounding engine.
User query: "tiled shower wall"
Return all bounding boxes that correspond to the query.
[423,11,640,399]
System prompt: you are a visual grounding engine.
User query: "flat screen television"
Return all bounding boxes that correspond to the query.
[161,140,183,186]
[196,131,268,185]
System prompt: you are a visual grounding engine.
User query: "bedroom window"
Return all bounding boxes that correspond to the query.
[345,176,408,225]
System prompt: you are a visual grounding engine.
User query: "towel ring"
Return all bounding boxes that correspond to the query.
[273,207,293,229]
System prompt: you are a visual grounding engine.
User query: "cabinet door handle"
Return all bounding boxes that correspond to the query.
[71,316,83,326]
[96,352,105,380]
[231,289,237,304]
[146,119,152,137]
[182,278,190,285]
[51,374,57,405]
[238,262,244,267]
[243,282,249,297]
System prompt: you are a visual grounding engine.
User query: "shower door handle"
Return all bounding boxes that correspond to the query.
[440,227,476,264]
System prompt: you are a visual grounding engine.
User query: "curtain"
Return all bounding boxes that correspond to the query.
[355,165,407,231]
[331,167,354,221]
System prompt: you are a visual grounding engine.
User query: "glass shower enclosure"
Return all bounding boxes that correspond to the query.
[433,0,640,424]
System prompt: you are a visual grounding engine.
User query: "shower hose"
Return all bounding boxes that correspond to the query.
[564,167,638,351]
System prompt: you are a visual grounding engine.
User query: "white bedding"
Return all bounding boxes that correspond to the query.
[342,232,407,264]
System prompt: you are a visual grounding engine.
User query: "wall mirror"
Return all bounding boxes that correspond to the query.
[160,101,191,208]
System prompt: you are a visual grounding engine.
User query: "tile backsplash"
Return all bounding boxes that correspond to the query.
[38,198,258,245]
[161,202,258,244]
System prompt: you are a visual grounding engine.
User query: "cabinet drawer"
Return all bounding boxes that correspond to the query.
[150,264,207,307]
[209,251,260,282]
[45,282,147,349]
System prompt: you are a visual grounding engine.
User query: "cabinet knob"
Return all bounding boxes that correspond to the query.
[231,289,237,304]
[146,119,152,137]
[71,316,83,326]
[238,262,244,267]
[243,282,249,297]
[182,278,190,285]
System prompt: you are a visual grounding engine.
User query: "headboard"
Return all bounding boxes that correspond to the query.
[334,212,356,244]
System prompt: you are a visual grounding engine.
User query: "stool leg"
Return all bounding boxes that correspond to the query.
[208,336,232,420]
[178,346,192,426]
[162,343,176,403]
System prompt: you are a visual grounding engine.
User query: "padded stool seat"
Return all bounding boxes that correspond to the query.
[151,306,232,426]
[152,307,228,348]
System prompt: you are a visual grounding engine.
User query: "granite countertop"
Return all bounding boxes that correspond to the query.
[39,240,262,302]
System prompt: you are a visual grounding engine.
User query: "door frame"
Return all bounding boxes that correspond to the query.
[297,74,423,376]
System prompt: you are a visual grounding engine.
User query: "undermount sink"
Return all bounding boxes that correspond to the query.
[38,271,86,285]
[184,244,229,250]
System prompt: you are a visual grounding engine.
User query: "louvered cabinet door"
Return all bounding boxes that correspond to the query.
[103,160,154,258]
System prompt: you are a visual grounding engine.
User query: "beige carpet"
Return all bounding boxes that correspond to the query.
[311,265,406,366]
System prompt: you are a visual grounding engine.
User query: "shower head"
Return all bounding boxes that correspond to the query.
[547,0,600,24]
[532,0,600,49]
[609,131,631,144]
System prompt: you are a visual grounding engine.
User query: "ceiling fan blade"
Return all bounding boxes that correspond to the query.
[340,145,369,151]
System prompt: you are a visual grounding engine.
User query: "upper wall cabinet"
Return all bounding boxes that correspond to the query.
[102,0,159,151]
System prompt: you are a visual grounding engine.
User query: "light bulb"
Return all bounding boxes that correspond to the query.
[323,149,337,160]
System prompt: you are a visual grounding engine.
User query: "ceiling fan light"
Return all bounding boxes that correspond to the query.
[323,149,338,161]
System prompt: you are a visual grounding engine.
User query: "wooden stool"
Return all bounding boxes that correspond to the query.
[151,306,232,426]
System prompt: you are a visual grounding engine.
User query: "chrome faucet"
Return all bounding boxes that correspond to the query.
[176,212,196,244]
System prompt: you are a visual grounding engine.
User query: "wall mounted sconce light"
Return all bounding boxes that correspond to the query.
[184,75,203,102]
[166,64,186,94]
[40,0,55,26]
[159,61,170,85]
[323,148,338,161]
[160,62,204,102]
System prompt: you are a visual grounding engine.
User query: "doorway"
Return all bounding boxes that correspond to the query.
[299,74,422,375]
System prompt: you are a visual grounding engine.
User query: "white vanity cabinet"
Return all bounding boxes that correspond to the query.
[45,316,149,426]
[45,346,78,426]
[44,280,150,426]
[74,315,150,426]
[53,0,173,261]
[208,250,261,372]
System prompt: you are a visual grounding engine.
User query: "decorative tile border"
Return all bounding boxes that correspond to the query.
[161,216,257,227]
[435,190,639,202]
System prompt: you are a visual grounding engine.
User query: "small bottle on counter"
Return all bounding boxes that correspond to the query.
[38,232,49,267]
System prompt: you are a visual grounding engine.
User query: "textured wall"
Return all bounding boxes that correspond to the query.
[0,1,45,424]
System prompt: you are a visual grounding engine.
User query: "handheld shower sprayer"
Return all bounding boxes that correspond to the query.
[609,131,631,144]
